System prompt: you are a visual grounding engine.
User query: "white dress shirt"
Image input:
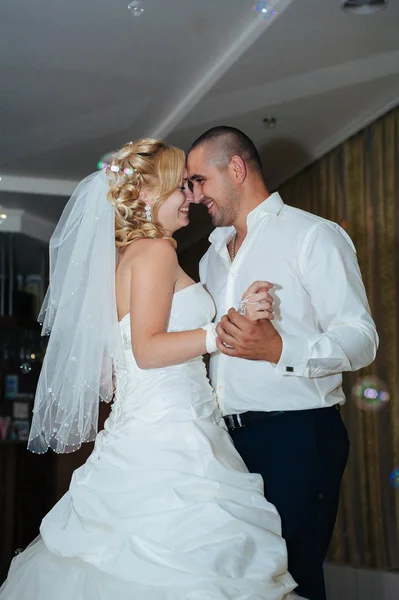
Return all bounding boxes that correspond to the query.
[200,193,378,416]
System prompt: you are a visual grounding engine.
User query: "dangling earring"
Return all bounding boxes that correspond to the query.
[145,204,152,221]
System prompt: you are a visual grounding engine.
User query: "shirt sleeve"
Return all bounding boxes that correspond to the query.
[275,221,378,378]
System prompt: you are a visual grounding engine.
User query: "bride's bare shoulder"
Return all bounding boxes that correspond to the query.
[120,238,177,268]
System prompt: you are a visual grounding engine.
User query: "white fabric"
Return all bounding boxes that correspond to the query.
[200,193,378,416]
[0,283,297,600]
[201,322,218,353]
[28,170,126,454]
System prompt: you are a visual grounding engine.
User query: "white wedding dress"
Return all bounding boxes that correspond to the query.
[0,283,298,600]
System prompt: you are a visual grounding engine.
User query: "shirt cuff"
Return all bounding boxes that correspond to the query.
[275,333,310,377]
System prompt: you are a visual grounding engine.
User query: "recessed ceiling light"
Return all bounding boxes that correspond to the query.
[341,0,388,15]
[262,117,277,129]
[0,206,7,223]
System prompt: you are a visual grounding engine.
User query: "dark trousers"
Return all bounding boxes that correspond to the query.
[229,406,349,600]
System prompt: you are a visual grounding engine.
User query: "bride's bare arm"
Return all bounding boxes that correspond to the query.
[128,239,208,369]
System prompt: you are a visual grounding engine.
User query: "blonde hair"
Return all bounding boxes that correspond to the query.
[107,139,186,249]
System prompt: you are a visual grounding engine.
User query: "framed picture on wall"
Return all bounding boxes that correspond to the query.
[10,420,30,441]
[5,375,18,400]
[12,402,30,420]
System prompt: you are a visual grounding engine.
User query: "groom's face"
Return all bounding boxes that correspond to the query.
[187,147,239,227]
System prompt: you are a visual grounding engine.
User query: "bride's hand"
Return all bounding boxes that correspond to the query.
[239,281,274,322]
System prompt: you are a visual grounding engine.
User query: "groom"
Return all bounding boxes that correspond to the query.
[187,126,378,600]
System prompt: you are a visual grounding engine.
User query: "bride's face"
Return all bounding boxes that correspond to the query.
[157,186,190,236]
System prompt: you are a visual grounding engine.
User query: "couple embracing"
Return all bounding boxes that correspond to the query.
[0,127,377,600]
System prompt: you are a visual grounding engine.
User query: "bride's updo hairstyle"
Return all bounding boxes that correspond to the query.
[107,139,185,249]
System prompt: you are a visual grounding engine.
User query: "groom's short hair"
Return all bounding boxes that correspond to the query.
[190,126,263,176]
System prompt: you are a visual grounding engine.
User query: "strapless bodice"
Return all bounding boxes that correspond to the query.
[119,282,215,347]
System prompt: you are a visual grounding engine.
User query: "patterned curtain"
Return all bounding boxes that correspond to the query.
[279,106,399,570]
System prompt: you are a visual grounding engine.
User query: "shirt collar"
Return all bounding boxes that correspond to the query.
[208,192,284,248]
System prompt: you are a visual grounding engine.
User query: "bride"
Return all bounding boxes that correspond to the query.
[0,139,298,599]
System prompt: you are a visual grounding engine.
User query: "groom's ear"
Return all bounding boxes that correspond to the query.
[229,156,247,184]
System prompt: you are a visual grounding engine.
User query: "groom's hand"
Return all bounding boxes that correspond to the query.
[216,308,282,363]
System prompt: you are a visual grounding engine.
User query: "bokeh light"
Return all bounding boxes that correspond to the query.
[352,376,390,412]
[390,468,399,489]
[128,1,144,17]
[97,151,115,171]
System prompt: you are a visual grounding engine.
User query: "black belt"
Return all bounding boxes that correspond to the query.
[223,405,341,431]
[223,410,285,431]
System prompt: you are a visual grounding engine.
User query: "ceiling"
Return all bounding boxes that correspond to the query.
[1,0,399,251]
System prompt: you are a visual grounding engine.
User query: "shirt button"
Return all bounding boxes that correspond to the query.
[230,272,237,279]
[217,386,223,391]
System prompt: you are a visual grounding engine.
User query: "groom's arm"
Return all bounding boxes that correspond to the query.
[217,222,378,377]
[275,222,378,378]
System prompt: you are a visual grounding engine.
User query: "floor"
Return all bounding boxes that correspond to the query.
[324,563,399,600]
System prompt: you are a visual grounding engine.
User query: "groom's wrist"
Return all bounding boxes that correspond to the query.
[262,333,282,363]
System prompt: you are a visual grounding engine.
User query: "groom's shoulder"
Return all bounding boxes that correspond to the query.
[282,204,331,229]
[279,205,355,254]
[280,203,340,238]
